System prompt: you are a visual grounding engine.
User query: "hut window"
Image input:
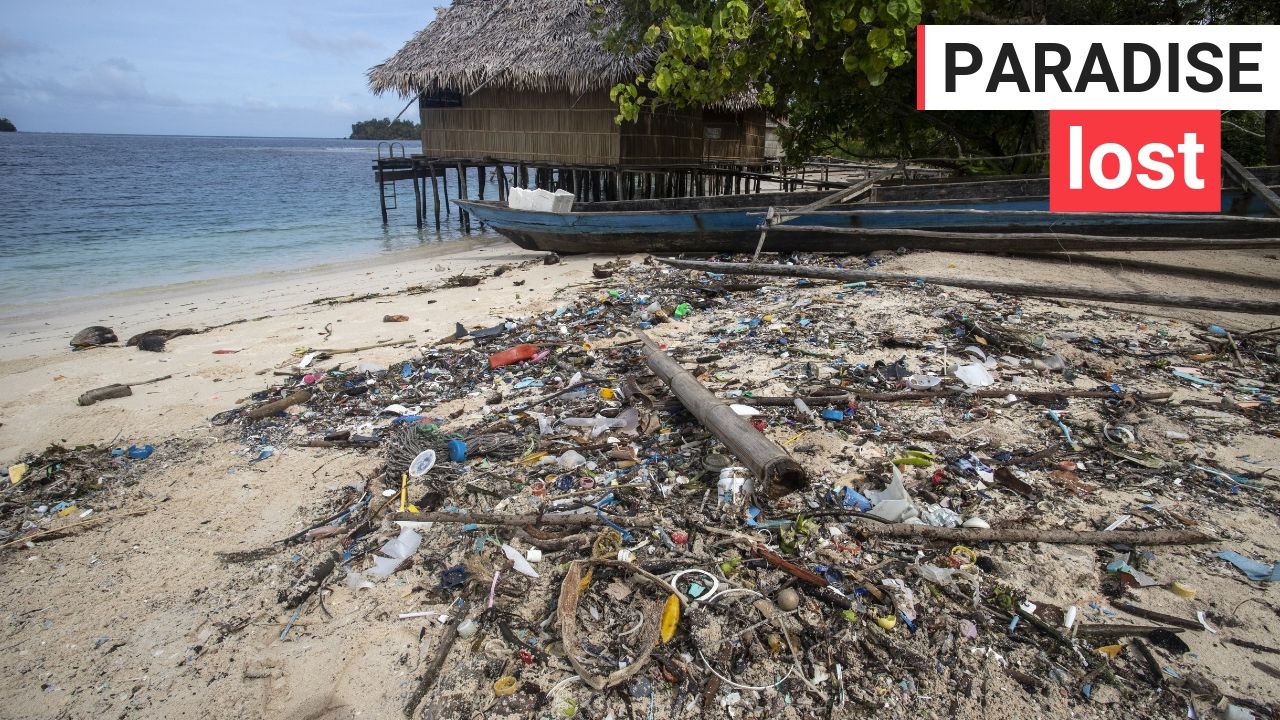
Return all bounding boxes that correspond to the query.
[420,91,463,108]
[704,127,723,139]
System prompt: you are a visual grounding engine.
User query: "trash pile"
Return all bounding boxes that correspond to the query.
[1,441,166,550]
[215,253,1278,719]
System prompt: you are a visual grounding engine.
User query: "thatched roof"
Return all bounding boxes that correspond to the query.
[368,0,655,98]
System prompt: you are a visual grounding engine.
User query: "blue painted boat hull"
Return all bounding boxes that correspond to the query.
[455,180,1280,254]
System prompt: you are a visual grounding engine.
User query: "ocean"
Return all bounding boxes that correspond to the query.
[0,133,493,306]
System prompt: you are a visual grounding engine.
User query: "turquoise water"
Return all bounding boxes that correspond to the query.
[0,133,494,304]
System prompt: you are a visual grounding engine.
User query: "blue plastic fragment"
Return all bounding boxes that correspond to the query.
[1216,550,1280,581]
[820,409,845,422]
[1208,324,1227,335]
[448,438,467,462]
[126,444,154,460]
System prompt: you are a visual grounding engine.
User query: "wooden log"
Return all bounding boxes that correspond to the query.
[764,223,1280,252]
[247,389,313,420]
[634,329,807,498]
[659,258,1280,315]
[850,521,1213,546]
[1223,151,1280,218]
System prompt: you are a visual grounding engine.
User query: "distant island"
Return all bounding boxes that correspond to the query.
[349,117,418,140]
[0,118,15,132]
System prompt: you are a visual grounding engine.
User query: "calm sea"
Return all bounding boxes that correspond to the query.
[0,133,493,306]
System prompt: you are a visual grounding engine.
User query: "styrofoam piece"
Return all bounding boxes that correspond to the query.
[502,543,540,577]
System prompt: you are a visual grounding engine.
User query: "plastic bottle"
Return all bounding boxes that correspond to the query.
[488,344,540,369]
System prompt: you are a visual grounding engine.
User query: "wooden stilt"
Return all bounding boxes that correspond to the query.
[455,162,469,232]
[411,167,423,229]
[377,167,388,225]
[427,161,441,227]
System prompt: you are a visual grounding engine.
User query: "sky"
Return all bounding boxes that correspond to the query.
[0,1,433,137]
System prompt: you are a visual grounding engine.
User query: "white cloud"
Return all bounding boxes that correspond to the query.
[288,28,383,57]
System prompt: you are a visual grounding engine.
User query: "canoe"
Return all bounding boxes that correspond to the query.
[454,168,1280,254]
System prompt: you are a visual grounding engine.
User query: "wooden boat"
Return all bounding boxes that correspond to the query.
[454,168,1280,254]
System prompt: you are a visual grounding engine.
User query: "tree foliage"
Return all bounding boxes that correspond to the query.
[0,117,15,132]
[349,117,419,140]
[604,0,1278,169]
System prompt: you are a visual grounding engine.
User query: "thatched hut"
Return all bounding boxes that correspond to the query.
[367,0,766,167]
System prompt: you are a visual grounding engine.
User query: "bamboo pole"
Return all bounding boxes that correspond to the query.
[763,224,1280,252]
[659,258,1280,316]
[634,329,807,498]
[740,387,1172,406]
[850,521,1213,546]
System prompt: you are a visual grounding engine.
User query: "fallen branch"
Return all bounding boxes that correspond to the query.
[1110,601,1205,630]
[307,338,416,355]
[635,329,807,498]
[77,375,173,406]
[741,388,1172,406]
[659,258,1280,316]
[404,605,468,717]
[850,521,1213,546]
[388,510,658,528]
[0,507,154,550]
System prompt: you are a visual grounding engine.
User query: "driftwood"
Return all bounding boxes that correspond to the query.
[659,258,1280,316]
[634,329,807,498]
[763,223,1280,252]
[850,520,1213,546]
[404,605,468,718]
[1111,601,1204,630]
[306,338,415,355]
[76,374,173,406]
[246,389,314,420]
[742,388,1172,406]
[1075,623,1186,639]
[388,510,657,528]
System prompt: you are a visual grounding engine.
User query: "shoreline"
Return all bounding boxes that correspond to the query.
[0,236,594,462]
[0,233,504,361]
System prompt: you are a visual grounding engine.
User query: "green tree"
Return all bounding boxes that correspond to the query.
[604,0,1278,169]
[349,117,420,140]
[0,117,15,132]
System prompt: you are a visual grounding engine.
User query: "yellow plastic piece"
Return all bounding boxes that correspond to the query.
[493,676,518,696]
[1096,644,1123,658]
[1170,581,1197,600]
[8,463,28,486]
[875,614,896,630]
[950,545,978,567]
[399,473,408,512]
[892,456,932,467]
[599,388,615,400]
[57,505,77,518]
[660,593,681,643]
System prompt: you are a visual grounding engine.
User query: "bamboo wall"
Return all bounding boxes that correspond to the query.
[419,89,620,164]
[419,88,762,166]
[703,109,766,163]
[618,104,704,166]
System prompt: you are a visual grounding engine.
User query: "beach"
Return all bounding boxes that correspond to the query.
[1,239,1278,719]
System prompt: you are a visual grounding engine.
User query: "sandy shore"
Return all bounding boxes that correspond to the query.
[0,241,1277,719]
[0,237,590,463]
